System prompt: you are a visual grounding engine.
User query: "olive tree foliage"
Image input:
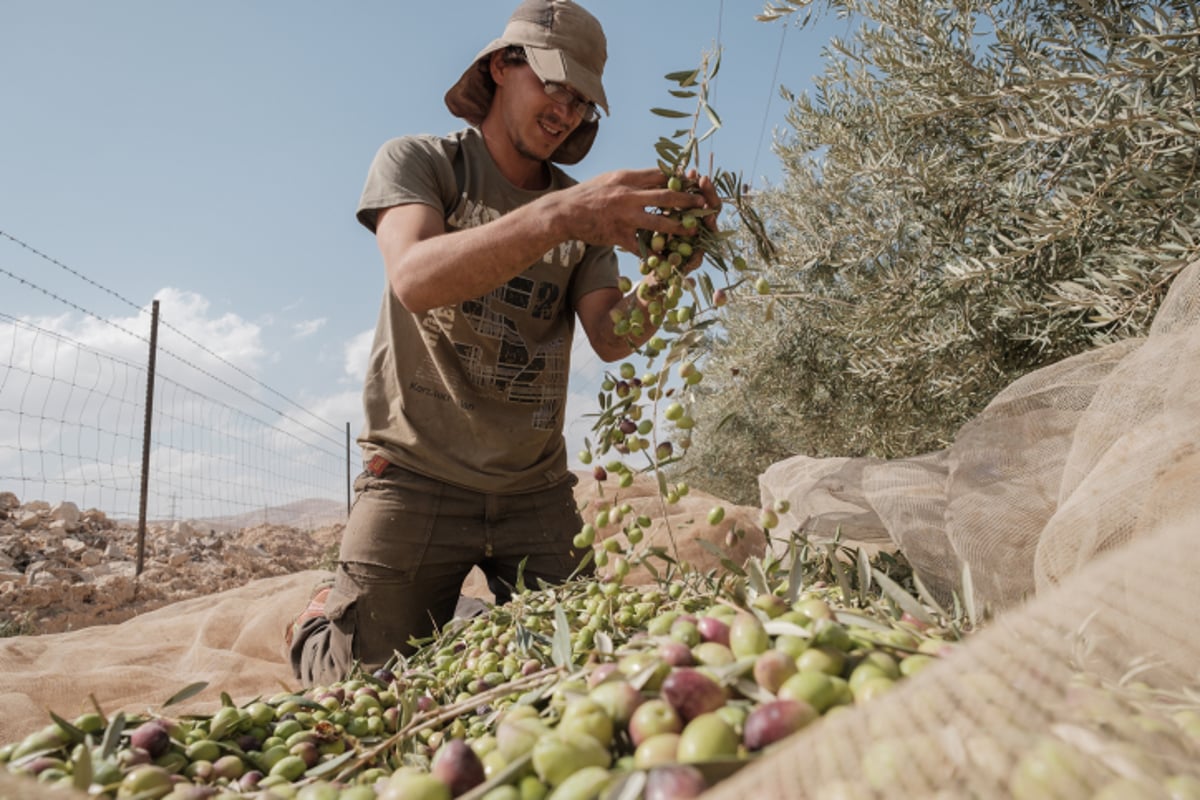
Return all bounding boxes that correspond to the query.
[682,0,1200,504]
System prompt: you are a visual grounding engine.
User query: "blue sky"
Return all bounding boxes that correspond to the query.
[0,1,846,508]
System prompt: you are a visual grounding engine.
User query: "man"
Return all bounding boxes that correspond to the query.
[288,0,718,685]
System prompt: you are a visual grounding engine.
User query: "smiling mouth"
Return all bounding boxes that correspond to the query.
[537,116,566,140]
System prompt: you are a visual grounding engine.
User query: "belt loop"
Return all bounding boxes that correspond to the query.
[366,454,391,477]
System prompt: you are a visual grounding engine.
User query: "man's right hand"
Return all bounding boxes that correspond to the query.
[553,168,712,255]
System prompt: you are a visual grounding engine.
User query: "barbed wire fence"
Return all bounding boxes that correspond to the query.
[0,230,351,536]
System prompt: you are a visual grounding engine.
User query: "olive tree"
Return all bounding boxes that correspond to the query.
[684,0,1200,503]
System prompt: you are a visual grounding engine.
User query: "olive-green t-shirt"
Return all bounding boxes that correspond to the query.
[355,127,618,493]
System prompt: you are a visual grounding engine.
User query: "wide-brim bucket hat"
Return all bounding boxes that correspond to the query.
[444,0,608,165]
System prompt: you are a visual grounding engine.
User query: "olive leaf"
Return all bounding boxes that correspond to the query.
[48,710,87,745]
[785,544,805,604]
[99,712,126,760]
[162,681,208,708]
[763,619,812,638]
[71,742,93,792]
[664,68,700,86]
[746,558,770,597]
[856,547,872,605]
[826,543,854,605]
[962,562,978,628]
[515,555,529,594]
[551,606,573,669]
[872,569,934,626]
[912,571,949,619]
[605,770,648,800]
[305,749,357,779]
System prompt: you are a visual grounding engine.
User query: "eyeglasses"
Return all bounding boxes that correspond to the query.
[541,80,600,123]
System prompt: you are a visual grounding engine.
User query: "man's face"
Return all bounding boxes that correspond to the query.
[493,58,588,163]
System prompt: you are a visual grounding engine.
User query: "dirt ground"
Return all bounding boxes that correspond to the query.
[0,492,343,635]
[0,473,762,637]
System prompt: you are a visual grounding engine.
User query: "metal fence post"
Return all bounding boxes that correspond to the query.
[136,299,160,577]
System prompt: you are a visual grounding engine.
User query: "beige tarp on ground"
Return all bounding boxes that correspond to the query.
[728,258,1200,796]
[5,258,1197,796]
[0,570,319,744]
[0,477,763,744]
[761,258,1200,613]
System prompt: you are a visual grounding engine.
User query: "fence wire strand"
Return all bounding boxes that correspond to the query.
[0,234,348,526]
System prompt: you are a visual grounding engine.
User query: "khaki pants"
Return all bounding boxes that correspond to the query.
[290,462,585,685]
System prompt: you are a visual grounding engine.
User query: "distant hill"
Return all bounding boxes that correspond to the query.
[182,498,347,532]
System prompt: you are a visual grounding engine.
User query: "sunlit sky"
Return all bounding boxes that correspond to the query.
[0,1,848,507]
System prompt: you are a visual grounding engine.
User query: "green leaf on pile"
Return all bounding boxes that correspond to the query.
[834,610,897,635]
[306,749,358,779]
[735,678,776,704]
[856,547,872,604]
[746,558,770,596]
[48,710,86,745]
[552,606,573,669]
[764,619,812,639]
[71,743,93,792]
[162,681,208,708]
[269,694,325,712]
[785,543,805,604]
[912,571,949,618]
[962,563,978,628]
[640,558,661,581]
[568,549,595,581]
[100,713,126,760]
[826,543,854,604]
[608,770,648,800]
[872,568,934,625]
[515,556,529,594]
[699,539,746,577]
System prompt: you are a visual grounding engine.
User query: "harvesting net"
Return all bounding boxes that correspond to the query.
[1,261,1196,797]
[0,479,764,743]
[762,258,1200,612]
[744,257,1200,797]
[706,512,1200,799]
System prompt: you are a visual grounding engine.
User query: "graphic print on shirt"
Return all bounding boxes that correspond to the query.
[409,193,584,430]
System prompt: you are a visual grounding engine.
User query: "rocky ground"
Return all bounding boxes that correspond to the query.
[0,472,760,638]
[0,491,341,636]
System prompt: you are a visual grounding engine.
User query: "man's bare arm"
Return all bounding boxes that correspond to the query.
[375,168,705,314]
[576,173,722,363]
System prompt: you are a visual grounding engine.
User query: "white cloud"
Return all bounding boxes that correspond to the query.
[151,287,266,370]
[343,328,375,383]
[0,291,661,514]
[0,289,335,517]
[565,336,611,468]
[303,390,363,437]
[293,318,327,339]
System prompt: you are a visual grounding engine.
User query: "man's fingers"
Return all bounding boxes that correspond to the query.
[615,167,671,189]
[638,188,705,211]
[635,210,692,239]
